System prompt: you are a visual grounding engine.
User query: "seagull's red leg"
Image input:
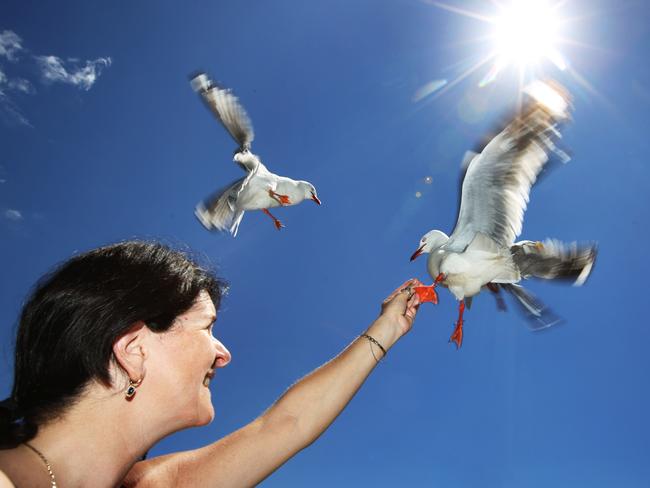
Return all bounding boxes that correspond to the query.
[262,209,284,230]
[449,300,465,349]
[268,189,291,205]
[487,283,507,311]
[414,273,445,304]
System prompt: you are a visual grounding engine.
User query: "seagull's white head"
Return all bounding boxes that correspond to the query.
[297,181,321,205]
[410,230,449,261]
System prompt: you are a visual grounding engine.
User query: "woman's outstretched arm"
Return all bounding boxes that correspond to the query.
[125,279,423,488]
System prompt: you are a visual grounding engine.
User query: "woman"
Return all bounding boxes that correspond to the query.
[0,241,422,487]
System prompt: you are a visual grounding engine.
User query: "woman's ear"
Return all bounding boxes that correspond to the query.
[112,321,149,383]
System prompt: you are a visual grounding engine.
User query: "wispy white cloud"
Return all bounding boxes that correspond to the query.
[0,31,32,125]
[0,30,23,61]
[4,209,23,221]
[0,68,33,94]
[0,92,31,126]
[36,55,112,91]
[0,68,32,125]
[7,77,33,93]
[0,29,111,127]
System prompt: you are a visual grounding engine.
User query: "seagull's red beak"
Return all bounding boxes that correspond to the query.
[410,245,424,262]
[311,192,321,205]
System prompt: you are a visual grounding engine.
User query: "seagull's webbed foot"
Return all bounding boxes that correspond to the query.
[449,300,466,349]
[262,208,285,231]
[413,286,438,304]
[449,322,463,349]
[413,273,445,305]
[269,189,291,205]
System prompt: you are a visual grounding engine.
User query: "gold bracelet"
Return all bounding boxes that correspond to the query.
[360,333,387,362]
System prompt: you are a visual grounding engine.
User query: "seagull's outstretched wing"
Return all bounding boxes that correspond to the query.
[195,177,247,236]
[511,239,597,286]
[447,81,572,252]
[195,162,259,236]
[191,73,255,150]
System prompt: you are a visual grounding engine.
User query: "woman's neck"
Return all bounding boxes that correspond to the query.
[2,385,170,488]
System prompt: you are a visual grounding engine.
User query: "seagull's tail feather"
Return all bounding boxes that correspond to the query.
[511,239,597,286]
[195,177,247,236]
[500,283,563,331]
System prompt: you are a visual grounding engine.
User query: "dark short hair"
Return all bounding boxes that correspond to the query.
[0,241,226,448]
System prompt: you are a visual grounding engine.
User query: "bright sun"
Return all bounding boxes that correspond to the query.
[493,0,566,70]
[420,0,580,99]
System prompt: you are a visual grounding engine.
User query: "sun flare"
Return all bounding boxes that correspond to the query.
[418,0,587,101]
[493,0,566,70]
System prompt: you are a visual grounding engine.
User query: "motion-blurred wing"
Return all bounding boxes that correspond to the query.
[195,163,259,236]
[191,73,255,150]
[511,239,597,286]
[501,283,563,330]
[447,81,572,252]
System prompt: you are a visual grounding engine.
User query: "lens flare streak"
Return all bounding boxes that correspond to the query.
[415,0,596,102]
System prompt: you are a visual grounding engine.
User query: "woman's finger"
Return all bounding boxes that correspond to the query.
[404,293,420,321]
[382,279,418,305]
[407,292,420,309]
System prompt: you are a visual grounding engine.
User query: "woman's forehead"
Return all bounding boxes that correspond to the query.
[182,291,217,321]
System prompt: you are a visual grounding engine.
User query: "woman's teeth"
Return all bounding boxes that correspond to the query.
[203,370,215,387]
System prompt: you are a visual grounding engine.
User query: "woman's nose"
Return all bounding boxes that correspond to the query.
[213,339,232,367]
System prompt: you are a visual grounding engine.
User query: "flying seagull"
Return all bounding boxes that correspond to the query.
[409,80,597,348]
[191,73,321,236]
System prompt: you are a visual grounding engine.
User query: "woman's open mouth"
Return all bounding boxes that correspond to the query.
[203,369,215,387]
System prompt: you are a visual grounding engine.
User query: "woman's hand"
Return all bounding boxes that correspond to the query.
[369,278,424,347]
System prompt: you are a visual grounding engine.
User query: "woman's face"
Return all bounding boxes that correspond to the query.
[148,290,231,430]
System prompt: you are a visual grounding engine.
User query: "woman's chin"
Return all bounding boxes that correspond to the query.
[198,409,215,426]
[174,387,216,428]
[195,396,215,426]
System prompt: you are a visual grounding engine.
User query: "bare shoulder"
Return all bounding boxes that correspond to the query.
[0,450,18,488]
[122,455,180,488]
[123,416,291,487]
[0,469,16,488]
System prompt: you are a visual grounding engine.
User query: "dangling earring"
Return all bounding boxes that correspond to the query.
[125,377,143,400]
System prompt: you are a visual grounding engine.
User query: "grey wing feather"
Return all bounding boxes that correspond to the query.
[501,283,563,330]
[191,73,254,150]
[511,239,597,285]
[195,171,256,237]
[448,82,572,252]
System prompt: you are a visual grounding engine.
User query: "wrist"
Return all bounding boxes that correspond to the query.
[364,317,402,352]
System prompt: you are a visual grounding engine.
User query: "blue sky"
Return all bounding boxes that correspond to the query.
[1,0,649,486]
